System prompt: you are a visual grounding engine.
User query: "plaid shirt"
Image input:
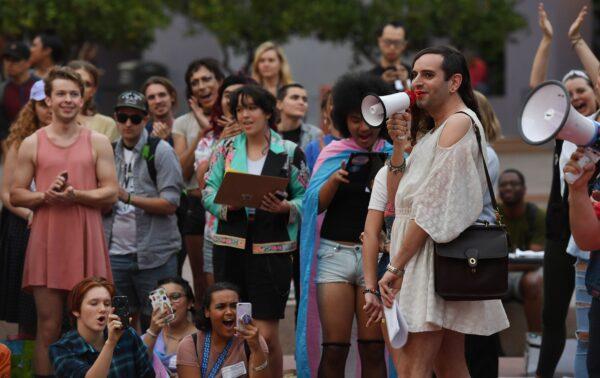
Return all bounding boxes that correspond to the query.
[49,328,155,378]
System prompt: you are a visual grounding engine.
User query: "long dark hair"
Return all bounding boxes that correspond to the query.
[196,282,241,331]
[410,46,481,142]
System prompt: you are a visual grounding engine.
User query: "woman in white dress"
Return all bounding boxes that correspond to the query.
[379,46,509,377]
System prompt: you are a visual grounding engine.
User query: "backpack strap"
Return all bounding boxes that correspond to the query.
[192,333,200,362]
[143,136,161,187]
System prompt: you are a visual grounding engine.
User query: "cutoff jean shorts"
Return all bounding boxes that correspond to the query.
[315,238,367,286]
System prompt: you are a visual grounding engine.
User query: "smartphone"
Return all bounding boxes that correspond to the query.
[345,152,387,183]
[58,172,68,191]
[149,288,175,324]
[236,302,252,330]
[112,296,130,329]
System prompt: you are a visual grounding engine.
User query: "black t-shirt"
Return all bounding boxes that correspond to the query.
[281,127,302,145]
[320,158,383,243]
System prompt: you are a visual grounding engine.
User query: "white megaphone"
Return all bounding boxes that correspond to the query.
[519,80,600,183]
[361,90,416,128]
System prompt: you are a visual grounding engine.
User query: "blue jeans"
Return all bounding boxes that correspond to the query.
[110,253,178,316]
[575,258,592,377]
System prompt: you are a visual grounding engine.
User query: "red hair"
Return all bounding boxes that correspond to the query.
[68,276,115,325]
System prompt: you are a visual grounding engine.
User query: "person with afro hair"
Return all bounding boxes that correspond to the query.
[296,72,394,377]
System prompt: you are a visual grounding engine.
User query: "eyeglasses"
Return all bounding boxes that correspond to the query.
[167,292,185,303]
[382,39,406,48]
[116,113,144,125]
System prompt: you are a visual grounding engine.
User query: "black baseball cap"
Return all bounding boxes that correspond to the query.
[115,90,148,113]
[2,41,30,61]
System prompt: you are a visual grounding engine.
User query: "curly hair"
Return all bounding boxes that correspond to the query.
[5,100,45,150]
[331,72,392,138]
[184,58,224,100]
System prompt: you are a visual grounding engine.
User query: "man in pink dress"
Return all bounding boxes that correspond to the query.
[11,67,118,377]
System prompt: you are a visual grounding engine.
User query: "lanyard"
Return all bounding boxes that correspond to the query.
[201,331,233,378]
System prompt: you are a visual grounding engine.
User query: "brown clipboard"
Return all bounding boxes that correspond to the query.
[214,171,289,208]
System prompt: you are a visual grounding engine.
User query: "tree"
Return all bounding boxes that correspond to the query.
[182,0,317,73]
[0,0,174,59]
[184,0,526,88]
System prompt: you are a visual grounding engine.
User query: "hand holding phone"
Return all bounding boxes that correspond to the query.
[112,296,130,329]
[149,288,175,324]
[236,302,252,331]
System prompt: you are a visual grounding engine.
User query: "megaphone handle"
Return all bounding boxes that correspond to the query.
[564,148,600,184]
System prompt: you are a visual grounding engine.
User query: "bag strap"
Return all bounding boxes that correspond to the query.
[456,111,503,225]
[192,333,200,362]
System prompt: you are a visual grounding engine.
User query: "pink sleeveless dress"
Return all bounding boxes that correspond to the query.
[22,127,112,292]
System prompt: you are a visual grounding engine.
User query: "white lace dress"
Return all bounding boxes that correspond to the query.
[391,108,509,335]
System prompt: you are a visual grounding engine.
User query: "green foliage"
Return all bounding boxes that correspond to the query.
[0,0,173,56]
[185,0,526,70]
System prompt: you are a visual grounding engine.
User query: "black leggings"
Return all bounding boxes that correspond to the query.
[536,238,575,377]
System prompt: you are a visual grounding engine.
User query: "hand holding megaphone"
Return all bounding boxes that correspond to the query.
[519,80,600,183]
[387,112,411,144]
[564,147,600,185]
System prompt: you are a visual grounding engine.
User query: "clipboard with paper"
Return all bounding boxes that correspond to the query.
[214,171,289,209]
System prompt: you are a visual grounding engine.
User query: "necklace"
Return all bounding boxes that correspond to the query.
[164,323,194,342]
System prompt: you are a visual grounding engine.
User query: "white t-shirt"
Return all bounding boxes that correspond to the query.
[173,112,201,190]
[368,166,388,212]
[247,155,267,175]
[246,155,267,215]
[110,148,137,255]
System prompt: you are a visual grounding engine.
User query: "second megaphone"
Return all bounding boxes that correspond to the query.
[519,80,600,183]
[361,90,416,128]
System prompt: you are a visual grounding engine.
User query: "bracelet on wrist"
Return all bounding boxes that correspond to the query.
[362,287,381,298]
[386,263,405,277]
[146,328,158,338]
[386,158,406,174]
[253,359,268,372]
[127,192,132,205]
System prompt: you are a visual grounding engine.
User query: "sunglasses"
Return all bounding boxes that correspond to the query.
[116,113,144,125]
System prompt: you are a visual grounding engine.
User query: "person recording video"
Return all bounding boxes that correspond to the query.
[49,277,154,378]
[177,282,269,377]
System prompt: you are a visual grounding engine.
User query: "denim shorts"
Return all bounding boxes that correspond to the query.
[315,239,365,286]
[575,257,592,377]
[110,253,178,316]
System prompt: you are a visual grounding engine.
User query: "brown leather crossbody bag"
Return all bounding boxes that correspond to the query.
[433,114,509,301]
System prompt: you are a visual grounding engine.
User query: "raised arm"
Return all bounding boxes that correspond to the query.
[530,2,553,88]
[72,133,118,208]
[565,148,600,250]
[385,112,410,204]
[569,6,600,97]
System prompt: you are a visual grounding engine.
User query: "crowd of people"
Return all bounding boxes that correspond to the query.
[0,3,599,378]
